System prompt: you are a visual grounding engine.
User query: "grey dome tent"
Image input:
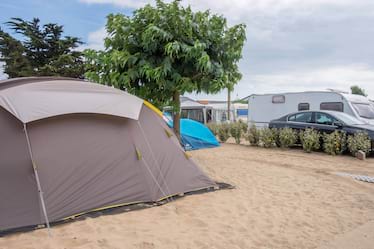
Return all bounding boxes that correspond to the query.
[0,77,216,234]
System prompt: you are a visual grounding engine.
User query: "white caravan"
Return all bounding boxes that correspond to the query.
[247,91,374,127]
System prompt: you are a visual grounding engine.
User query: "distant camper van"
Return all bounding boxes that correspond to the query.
[247,91,374,127]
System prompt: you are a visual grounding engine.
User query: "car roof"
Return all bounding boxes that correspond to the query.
[285,110,342,117]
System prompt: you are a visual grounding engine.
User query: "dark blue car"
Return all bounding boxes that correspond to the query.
[269,110,374,150]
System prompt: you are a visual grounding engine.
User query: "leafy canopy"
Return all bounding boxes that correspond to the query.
[351,85,367,97]
[84,0,246,108]
[0,18,85,78]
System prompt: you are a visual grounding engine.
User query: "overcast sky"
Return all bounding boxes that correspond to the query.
[1,0,374,99]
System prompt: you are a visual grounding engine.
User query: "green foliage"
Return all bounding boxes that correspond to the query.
[322,131,347,155]
[84,0,246,110]
[347,132,371,155]
[278,128,297,148]
[206,123,219,136]
[229,122,242,144]
[300,129,320,153]
[351,85,367,97]
[238,120,248,133]
[0,18,84,78]
[260,128,277,148]
[246,125,260,146]
[218,123,230,143]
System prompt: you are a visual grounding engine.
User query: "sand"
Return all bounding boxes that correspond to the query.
[1,143,374,249]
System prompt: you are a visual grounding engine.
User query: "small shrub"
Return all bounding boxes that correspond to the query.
[238,120,248,133]
[323,131,347,155]
[278,128,297,148]
[230,122,242,144]
[218,123,230,143]
[207,123,219,136]
[246,124,260,146]
[260,128,277,148]
[300,128,320,153]
[347,131,371,155]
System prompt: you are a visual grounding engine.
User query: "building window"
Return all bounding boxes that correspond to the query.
[320,102,344,112]
[181,109,204,123]
[237,109,248,116]
[298,103,310,111]
[272,95,285,103]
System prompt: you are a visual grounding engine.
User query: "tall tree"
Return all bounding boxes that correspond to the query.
[0,18,85,78]
[85,0,246,138]
[351,85,368,97]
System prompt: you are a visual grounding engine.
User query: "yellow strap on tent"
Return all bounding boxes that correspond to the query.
[62,200,144,221]
[164,129,173,138]
[143,100,163,117]
[184,151,192,159]
[135,148,142,160]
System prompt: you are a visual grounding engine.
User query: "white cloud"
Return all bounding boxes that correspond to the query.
[0,62,8,80]
[79,27,107,51]
[80,0,374,100]
[79,0,149,8]
[245,64,374,96]
[79,0,374,19]
[186,64,374,100]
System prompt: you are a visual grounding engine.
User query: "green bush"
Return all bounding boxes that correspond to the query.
[300,128,320,153]
[322,131,347,155]
[347,131,371,155]
[229,122,242,144]
[260,128,278,148]
[246,124,260,146]
[238,120,248,133]
[218,123,230,143]
[278,128,297,148]
[206,123,219,136]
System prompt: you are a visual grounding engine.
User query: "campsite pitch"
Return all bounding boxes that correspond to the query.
[1,144,374,249]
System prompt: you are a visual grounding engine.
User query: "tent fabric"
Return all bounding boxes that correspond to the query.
[164,114,220,150]
[179,119,220,150]
[0,77,216,233]
[0,78,144,123]
[0,107,42,230]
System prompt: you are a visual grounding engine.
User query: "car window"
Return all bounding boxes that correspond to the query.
[315,113,338,125]
[288,112,312,123]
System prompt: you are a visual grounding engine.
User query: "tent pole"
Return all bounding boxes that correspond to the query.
[23,124,52,237]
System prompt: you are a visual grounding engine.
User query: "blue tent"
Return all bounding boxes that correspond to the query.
[163,113,220,150]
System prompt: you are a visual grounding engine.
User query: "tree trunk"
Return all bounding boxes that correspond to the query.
[173,91,181,141]
[227,88,231,122]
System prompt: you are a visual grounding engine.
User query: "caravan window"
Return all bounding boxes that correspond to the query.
[298,103,310,111]
[320,102,344,112]
[352,103,374,119]
[272,95,285,103]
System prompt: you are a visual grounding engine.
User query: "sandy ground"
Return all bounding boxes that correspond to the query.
[1,143,374,249]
